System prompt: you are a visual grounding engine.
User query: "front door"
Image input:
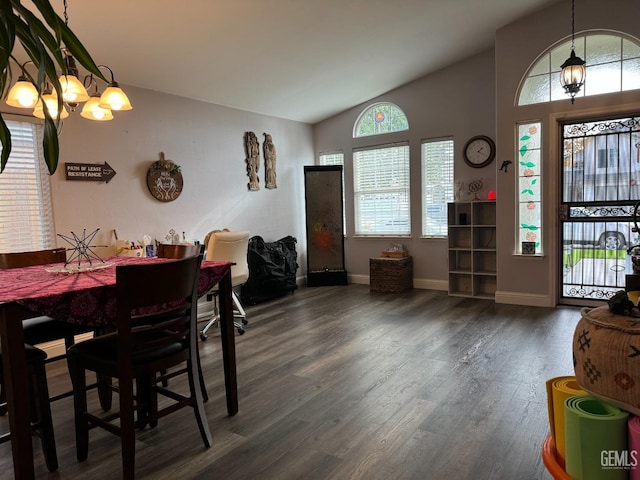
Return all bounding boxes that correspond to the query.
[560,115,640,305]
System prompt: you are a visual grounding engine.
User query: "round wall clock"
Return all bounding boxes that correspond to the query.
[146,152,183,202]
[463,135,496,168]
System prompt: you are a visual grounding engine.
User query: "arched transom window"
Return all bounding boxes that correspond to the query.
[353,102,409,138]
[518,31,640,106]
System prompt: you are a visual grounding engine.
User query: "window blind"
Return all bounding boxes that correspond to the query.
[353,143,410,236]
[0,120,55,252]
[422,138,454,237]
[319,151,346,233]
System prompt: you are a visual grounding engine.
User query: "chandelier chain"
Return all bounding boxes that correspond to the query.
[63,0,69,26]
[571,0,576,48]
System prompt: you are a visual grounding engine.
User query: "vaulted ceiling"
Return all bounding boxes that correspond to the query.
[25,0,559,124]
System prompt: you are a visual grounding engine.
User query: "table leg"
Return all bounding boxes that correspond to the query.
[217,270,238,415]
[0,302,35,479]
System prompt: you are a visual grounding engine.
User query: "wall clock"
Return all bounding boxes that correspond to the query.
[463,135,495,168]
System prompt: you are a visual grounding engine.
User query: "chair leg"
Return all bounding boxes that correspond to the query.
[195,343,208,403]
[187,358,212,448]
[0,383,6,416]
[97,373,113,411]
[31,360,58,472]
[67,355,89,462]
[119,377,137,480]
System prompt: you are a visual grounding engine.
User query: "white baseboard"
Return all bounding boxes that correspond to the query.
[346,274,447,291]
[495,290,554,307]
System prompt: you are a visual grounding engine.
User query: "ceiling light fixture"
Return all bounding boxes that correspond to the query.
[4,0,131,121]
[560,0,586,104]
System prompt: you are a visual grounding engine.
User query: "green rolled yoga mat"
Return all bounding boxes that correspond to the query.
[565,395,629,480]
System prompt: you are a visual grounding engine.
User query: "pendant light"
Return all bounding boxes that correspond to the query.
[5,63,39,108]
[560,0,586,103]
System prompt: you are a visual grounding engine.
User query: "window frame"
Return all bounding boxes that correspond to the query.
[421,137,454,238]
[353,142,411,237]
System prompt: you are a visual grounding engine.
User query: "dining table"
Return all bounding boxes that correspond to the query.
[0,255,238,480]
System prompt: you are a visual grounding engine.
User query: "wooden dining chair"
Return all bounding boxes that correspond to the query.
[0,248,95,410]
[0,344,58,472]
[156,243,208,400]
[0,248,94,365]
[66,255,211,479]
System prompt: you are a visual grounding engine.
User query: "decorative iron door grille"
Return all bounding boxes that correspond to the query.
[560,115,640,303]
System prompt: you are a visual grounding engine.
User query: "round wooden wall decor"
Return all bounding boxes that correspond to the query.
[146,152,183,202]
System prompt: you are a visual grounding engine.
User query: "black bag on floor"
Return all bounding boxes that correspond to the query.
[241,235,298,305]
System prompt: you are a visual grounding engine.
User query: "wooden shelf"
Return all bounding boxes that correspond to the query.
[447,201,497,300]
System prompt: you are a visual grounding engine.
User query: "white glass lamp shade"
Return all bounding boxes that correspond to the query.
[6,78,39,108]
[33,93,69,120]
[58,74,90,103]
[80,94,114,121]
[99,84,132,111]
[560,49,586,100]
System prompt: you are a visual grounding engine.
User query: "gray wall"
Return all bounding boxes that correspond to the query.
[495,0,640,306]
[314,0,640,306]
[313,49,497,289]
[47,86,314,270]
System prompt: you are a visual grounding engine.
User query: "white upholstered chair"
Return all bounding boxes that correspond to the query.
[199,230,250,339]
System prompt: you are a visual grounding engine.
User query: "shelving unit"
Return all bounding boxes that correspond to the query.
[447,201,496,299]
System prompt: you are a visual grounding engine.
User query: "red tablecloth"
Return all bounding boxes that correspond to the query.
[0,256,231,327]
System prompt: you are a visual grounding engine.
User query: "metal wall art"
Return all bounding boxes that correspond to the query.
[147,152,183,202]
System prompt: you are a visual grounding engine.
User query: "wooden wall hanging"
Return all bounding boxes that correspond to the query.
[263,133,277,189]
[146,152,183,202]
[245,131,260,191]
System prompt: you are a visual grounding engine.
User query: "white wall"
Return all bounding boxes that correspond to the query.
[47,86,314,271]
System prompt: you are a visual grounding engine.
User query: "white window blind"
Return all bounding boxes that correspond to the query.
[353,143,410,236]
[422,138,454,237]
[0,119,55,252]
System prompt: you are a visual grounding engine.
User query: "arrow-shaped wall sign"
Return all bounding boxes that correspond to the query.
[65,162,117,183]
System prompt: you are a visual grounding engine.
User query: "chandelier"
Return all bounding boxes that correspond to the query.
[560,0,586,104]
[5,0,132,121]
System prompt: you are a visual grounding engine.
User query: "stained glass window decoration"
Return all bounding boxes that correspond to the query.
[518,32,640,106]
[353,102,409,138]
[518,122,542,254]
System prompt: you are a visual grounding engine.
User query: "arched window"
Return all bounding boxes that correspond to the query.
[518,31,640,106]
[353,102,408,138]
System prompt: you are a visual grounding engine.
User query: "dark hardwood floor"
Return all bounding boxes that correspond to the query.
[0,284,580,479]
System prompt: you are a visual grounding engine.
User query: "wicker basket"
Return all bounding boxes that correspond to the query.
[369,256,413,293]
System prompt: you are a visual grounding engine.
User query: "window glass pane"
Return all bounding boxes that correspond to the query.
[586,35,621,64]
[518,33,640,106]
[622,59,640,90]
[0,120,55,252]
[585,62,621,95]
[519,75,550,105]
[517,122,542,254]
[623,39,640,60]
[529,53,550,75]
[353,144,410,236]
[422,138,454,237]
[353,103,409,138]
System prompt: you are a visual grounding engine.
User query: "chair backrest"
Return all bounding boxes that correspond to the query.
[0,247,66,269]
[205,230,250,287]
[115,255,202,363]
[156,243,204,259]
